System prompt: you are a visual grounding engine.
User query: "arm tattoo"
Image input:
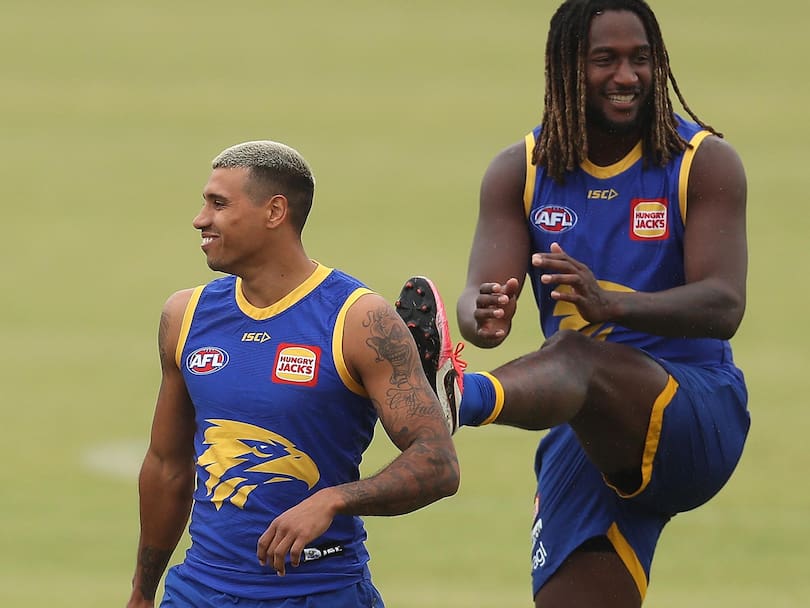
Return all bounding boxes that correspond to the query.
[364,306,435,419]
[138,546,172,600]
[338,305,459,516]
[158,309,170,364]
[335,411,459,515]
[363,305,411,385]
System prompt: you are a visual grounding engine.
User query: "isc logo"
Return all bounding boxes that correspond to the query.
[587,188,619,200]
[187,347,229,375]
[532,205,578,233]
[241,332,271,343]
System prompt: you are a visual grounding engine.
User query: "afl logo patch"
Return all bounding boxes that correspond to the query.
[273,344,321,387]
[533,206,577,233]
[187,347,229,375]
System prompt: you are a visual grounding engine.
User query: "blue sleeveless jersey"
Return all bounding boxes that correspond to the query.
[524,116,732,366]
[174,263,378,599]
[524,117,749,599]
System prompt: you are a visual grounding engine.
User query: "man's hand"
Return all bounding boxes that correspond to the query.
[533,243,615,323]
[473,277,521,343]
[256,489,339,576]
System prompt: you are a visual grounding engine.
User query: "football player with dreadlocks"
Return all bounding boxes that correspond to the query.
[395,1,749,605]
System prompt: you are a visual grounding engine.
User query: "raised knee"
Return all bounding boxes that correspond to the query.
[541,329,591,354]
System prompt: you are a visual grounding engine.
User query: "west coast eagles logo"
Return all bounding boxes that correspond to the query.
[197,419,320,509]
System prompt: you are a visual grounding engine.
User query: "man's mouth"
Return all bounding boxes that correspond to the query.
[607,93,637,104]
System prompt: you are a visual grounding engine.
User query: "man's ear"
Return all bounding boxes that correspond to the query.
[266,194,288,228]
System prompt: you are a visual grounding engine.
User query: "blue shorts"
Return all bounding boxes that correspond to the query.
[161,565,385,607]
[529,362,749,601]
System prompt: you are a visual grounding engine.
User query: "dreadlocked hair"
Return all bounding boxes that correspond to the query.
[534,0,720,183]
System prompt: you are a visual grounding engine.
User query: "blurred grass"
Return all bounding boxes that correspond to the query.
[1,1,807,606]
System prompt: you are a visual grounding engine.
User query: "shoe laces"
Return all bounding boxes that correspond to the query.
[450,341,467,374]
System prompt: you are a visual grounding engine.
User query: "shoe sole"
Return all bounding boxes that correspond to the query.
[395,276,443,392]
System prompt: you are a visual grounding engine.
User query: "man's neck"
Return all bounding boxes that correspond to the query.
[238,253,318,309]
[586,128,641,167]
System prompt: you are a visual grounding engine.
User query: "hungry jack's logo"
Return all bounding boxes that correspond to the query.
[272,344,321,386]
[630,198,669,240]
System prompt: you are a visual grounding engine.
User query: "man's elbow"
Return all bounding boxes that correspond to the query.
[437,453,461,499]
[712,298,746,340]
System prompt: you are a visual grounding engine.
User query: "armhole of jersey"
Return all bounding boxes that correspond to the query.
[332,287,374,397]
[677,130,711,224]
[174,285,205,369]
[523,132,537,218]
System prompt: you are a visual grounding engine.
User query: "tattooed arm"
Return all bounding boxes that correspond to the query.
[339,293,460,511]
[127,290,197,607]
[256,292,459,575]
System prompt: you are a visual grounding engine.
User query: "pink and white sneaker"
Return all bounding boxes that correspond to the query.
[396,276,466,434]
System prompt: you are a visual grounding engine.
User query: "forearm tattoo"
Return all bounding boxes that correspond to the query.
[138,546,172,600]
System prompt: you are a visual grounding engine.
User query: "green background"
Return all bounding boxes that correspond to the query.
[2,1,806,606]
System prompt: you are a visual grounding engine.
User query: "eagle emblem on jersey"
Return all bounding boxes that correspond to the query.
[552,280,635,339]
[198,419,320,510]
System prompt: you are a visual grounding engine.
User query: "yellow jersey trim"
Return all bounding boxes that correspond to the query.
[606,522,648,599]
[175,285,205,368]
[523,133,537,218]
[235,262,332,320]
[581,141,643,178]
[477,372,505,425]
[677,130,711,224]
[332,287,374,397]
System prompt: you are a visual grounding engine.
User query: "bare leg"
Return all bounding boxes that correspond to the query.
[491,330,668,482]
[534,544,641,608]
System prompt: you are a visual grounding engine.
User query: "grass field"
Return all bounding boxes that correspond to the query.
[2,1,808,606]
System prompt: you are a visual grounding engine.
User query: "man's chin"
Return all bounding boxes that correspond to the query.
[204,259,226,273]
[587,106,646,135]
[599,115,641,134]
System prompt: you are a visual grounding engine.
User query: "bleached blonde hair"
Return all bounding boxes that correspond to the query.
[212,140,315,231]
